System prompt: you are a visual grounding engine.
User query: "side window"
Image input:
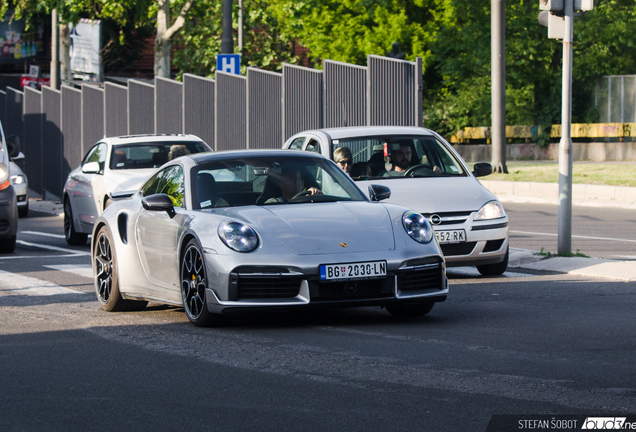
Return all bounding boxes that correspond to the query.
[82,143,107,172]
[305,139,321,154]
[141,165,185,208]
[161,165,185,208]
[288,137,305,150]
[141,169,163,197]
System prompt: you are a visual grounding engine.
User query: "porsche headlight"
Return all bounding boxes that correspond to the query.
[218,221,259,252]
[402,211,433,244]
[475,201,506,220]
[11,174,25,185]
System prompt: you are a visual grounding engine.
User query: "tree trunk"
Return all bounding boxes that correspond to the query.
[60,23,71,84]
[155,0,171,78]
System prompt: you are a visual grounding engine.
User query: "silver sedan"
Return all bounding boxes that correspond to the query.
[283,126,509,276]
[63,134,211,245]
[91,150,448,326]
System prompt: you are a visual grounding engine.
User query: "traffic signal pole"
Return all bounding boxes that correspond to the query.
[557,0,574,254]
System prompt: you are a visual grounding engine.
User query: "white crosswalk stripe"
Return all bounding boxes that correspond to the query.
[44,264,94,279]
[0,270,87,296]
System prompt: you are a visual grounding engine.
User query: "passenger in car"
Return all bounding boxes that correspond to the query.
[333,147,353,175]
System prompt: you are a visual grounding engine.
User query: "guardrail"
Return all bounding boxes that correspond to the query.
[450,123,636,143]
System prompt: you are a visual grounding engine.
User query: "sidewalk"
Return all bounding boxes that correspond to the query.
[509,248,636,282]
[480,180,636,209]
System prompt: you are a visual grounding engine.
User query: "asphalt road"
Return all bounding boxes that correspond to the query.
[504,202,636,260]
[0,205,634,432]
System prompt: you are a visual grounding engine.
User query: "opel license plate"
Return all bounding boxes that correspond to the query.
[320,261,387,281]
[435,229,466,244]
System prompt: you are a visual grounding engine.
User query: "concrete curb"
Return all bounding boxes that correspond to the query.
[509,248,636,282]
[480,180,636,209]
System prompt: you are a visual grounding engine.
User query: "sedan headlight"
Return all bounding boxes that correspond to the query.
[475,201,506,220]
[218,221,259,252]
[11,174,25,185]
[402,211,433,244]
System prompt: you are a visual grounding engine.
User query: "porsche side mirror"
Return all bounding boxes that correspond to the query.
[142,193,176,218]
[368,184,391,202]
[472,162,492,178]
[82,161,101,174]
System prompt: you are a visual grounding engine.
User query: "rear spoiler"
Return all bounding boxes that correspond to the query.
[109,190,136,200]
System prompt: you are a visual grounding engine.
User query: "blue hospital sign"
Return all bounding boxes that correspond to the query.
[216,54,241,75]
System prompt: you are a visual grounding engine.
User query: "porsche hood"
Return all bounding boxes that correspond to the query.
[230,201,396,255]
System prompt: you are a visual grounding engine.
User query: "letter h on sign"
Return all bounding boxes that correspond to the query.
[216,54,241,75]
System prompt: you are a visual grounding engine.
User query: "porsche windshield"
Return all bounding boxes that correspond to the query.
[331,135,468,180]
[193,156,367,209]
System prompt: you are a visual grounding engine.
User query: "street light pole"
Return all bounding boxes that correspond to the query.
[491,0,508,174]
[557,0,574,254]
[221,0,234,54]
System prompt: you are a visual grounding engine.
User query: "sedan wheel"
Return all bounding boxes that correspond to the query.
[64,199,88,246]
[476,246,509,276]
[181,239,222,327]
[94,226,147,312]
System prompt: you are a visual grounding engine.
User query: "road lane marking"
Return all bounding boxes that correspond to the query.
[15,240,91,256]
[20,231,66,239]
[20,231,92,240]
[611,255,636,260]
[510,230,636,243]
[447,267,529,278]
[0,270,86,296]
[44,264,93,279]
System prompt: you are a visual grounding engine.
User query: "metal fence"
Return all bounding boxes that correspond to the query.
[23,87,42,194]
[4,56,423,198]
[596,75,636,123]
[105,82,128,137]
[82,85,104,151]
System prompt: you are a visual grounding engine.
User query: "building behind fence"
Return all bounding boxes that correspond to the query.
[0,55,422,200]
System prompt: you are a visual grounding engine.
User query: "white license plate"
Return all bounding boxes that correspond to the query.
[320,261,387,281]
[435,229,466,244]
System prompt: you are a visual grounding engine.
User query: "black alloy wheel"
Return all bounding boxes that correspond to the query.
[64,199,88,246]
[94,225,146,312]
[181,239,222,327]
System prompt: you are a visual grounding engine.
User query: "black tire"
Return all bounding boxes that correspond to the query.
[18,202,28,218]
[0,235,16,254]
[180,239,223,327]
[477,246,509,276]
[386,301,435,318]
[94,225,147,312]
[64,199,88,246]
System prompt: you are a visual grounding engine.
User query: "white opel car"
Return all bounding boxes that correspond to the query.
[283,126,509,275]
[63,134,211,246]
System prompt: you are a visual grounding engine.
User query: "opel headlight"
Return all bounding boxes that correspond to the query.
[475,201,506,220]
[218,221,259,252]
[11,174,25,185]
[402,211,433,244]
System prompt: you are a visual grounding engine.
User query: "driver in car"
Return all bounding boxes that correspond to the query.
[260,167,322,204]
[383,143,413,177]
[383,142,442,177]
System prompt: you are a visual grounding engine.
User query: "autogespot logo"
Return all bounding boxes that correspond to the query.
[582,417,629,429]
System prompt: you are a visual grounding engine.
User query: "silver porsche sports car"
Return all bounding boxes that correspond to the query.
[92,150,448,326]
